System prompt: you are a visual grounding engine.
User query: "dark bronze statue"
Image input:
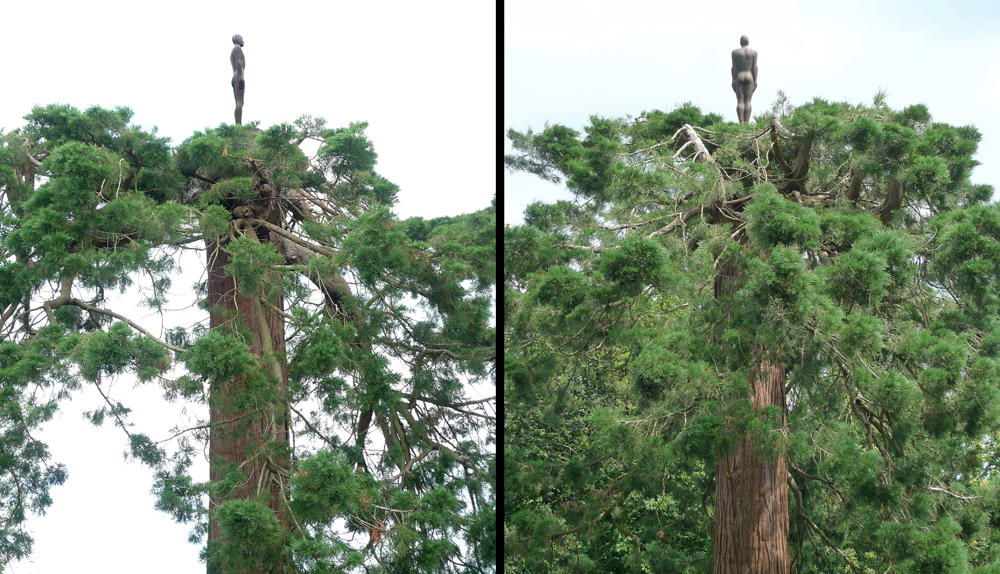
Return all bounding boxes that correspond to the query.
[231,34,246,125]
[731,35,758,124]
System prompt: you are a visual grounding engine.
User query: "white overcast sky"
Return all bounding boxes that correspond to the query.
[505,0,1000,224]
[1,0,495,572]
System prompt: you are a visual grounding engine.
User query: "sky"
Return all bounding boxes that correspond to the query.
[0,0,495,572]
[505,0,1000,224]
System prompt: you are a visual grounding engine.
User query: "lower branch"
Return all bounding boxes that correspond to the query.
[788,472,862,574]
[67,298,186,355]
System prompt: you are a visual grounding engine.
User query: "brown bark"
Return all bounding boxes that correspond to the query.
[846,171,863,204]
[768,118,811,194]
[875,177,903,226]
[206,234,290,572]
[712,352,789,574]
[712,257,789,573]
[768,119,793,178]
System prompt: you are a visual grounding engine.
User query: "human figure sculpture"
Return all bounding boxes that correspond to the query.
[231,34,246,125]
[731,35,758,124]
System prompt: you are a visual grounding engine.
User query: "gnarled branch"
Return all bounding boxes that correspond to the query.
[875,177,903,226]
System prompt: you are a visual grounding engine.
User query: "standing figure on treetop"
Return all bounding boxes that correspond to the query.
[731,35,758,124]
[231,34,246,125]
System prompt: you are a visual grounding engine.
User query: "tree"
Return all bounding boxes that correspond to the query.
[0,103,496,573]
[505,97,1000,573]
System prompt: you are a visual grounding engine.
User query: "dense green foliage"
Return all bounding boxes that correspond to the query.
[0,104,496,572]
[505,96,1000,573]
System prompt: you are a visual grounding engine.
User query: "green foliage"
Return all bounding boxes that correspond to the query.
[745,185,821,249]
[74,321,170,382]
[203,176,254,205]
[200,204,233,241]
[505,95,1000,573]
[183,330,259,386]
[152,461,207,523]
[206,500,285,574]
[339,204,409,288]
[825,247,891,309]
[174,124,253,182]
[317,122,377,178]
[631,102,724,143]
[599,234,671,297]
[289,450,360,524]
[0,338,68,565]
[222,236,285,296]
[0,100,495,573]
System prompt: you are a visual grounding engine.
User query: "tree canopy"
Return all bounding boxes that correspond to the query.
[504,95,1000,573]
[0,103,496,573]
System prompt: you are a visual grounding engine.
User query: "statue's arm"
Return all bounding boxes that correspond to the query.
[230,50,246,72]
[751,54,758,91]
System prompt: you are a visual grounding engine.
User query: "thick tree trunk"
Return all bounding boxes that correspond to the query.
[712,353,789,574]
[712,259,790,574]
[206,238,290,572]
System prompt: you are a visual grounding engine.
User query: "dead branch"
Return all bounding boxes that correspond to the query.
[927,486,979,502]
[671,124,714,163]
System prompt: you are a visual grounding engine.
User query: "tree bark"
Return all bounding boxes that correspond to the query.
[206,237,290,573]
[712,351,789,574]
[712,258,790,574]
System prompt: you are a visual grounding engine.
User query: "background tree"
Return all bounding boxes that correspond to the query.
[0,103,496,573]
[505,96,1000,573]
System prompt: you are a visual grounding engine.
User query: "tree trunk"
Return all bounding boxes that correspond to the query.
[712,352,789,574]
[206,237,290,573]
[712,258,790,573]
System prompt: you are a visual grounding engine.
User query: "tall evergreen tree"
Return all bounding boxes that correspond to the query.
[0,104,496,573]
[505,97,1000,573]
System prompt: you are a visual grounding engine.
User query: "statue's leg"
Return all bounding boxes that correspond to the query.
[740,84,753,124]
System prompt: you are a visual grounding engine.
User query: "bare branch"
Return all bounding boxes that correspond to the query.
[671,124,714,163]
[927,486,978,502]
[245,218,338,258]
[65,298,186,355]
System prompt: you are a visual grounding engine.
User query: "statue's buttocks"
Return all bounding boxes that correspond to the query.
[730,36,758,125]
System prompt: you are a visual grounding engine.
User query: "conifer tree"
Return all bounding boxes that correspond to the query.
[0,104,495,573]
[505,97,1000,573]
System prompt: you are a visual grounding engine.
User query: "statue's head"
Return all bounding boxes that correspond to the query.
[233,34,244,47]
[740,35,749,47]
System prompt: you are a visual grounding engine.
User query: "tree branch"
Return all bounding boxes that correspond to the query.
[845,171,863,204]
[875,177,903,226]
[65,298,186,355]
[42,275,74,324]
[648,196,751,239]
[245,218,338,258]
[671,124,714,163]
[788,472,863,574]
[927,486,978,502]
[769,117,793,176]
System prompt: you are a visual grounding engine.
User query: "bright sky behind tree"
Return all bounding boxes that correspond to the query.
[505,0,1000,224]
[0,1,495,572]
